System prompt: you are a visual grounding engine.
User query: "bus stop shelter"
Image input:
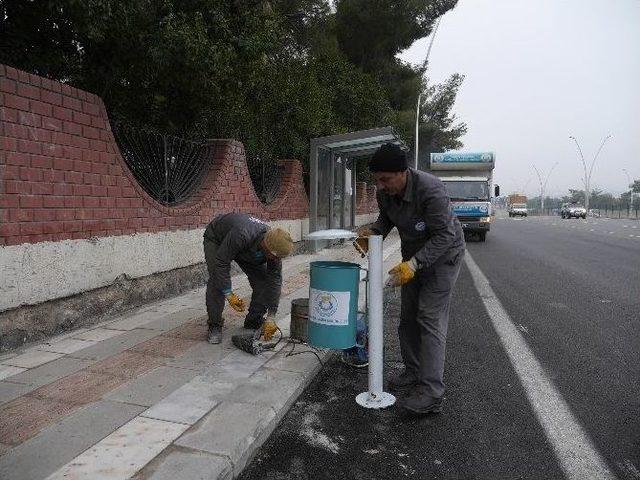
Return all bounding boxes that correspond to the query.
[309,127,407,236]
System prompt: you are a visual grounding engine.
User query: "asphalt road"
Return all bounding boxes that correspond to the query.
[238,216,640,480]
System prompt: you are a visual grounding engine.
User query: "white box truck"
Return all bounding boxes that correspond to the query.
[428,152,499,242]
[508,194,528,217]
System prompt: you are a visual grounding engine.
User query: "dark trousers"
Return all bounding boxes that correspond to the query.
[398,251,463,398]
[204,239,269,328]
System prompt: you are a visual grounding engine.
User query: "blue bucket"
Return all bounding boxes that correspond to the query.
[308,261,360,349]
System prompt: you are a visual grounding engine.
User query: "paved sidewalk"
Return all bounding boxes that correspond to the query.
[0,233,401,480]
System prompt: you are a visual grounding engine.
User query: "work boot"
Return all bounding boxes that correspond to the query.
[207,326,222,344]
[400,386,443,415]
[243,312,264,330]
[388,370,418,393]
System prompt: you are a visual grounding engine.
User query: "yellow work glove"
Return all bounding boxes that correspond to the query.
[226,292,246,312]
[353,227,375,256]
[261,315,278,341]
[387,258,419,287]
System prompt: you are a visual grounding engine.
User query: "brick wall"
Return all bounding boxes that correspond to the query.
[355,181,379,216]
[0,65,314,247]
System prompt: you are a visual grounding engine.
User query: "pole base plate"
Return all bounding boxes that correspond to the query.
[356,391,396,409]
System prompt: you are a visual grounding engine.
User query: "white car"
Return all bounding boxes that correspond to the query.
[561,203,587,219]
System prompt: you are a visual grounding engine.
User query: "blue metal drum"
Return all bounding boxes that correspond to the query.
[308,261,360,349]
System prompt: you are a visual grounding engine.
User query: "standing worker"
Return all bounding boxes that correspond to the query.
[356,143,465,414]
[203,213,294,344]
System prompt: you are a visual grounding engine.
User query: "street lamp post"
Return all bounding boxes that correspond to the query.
[414,17,442,169]
[569,135,612,213]
[532,162,558,215]
[623,168,633,217]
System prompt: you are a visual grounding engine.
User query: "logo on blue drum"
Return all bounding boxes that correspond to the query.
[415,221,426,232]
[314,292,338,318]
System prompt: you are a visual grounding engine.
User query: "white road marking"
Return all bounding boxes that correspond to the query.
[464,253,616,480]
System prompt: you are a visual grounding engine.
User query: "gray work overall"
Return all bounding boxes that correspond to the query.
[203,213,282,328]
[371,168,465,398]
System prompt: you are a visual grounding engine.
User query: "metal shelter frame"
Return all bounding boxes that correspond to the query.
[309,127,407,236]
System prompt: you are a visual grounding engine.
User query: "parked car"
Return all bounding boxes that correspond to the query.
[560,202,587,219]
[588,209,601,218]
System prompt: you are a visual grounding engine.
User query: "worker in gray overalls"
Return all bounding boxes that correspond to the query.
[356,143,465,414]
[203,213,294,344]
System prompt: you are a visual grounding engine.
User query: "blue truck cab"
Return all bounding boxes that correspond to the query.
[428,152,498,242]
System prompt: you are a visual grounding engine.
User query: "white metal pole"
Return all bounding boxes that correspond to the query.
[367,235,383,394]
[356,235,395,409]
[414,93,421,170]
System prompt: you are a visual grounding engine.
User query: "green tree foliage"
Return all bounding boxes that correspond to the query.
[1,0,464,181]
[631,179,640,194]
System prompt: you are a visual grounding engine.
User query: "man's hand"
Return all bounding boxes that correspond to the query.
[353,227,375,256]
[226,292,246,312]
[387,258,418,287]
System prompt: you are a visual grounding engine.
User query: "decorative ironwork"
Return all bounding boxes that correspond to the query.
[112,123,212,206]
[247,156,283,204]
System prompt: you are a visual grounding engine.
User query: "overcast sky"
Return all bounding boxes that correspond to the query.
[398,0,640,197]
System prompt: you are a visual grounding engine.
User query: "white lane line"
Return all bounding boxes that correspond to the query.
[464,253,616,480]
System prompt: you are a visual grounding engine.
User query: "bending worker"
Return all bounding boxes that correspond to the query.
[357,143,465,415]
[203,213,294,344]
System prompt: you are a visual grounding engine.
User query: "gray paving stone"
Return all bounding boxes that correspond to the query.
[218,348,275,371]
[1,350,64,369]
[165,342,232,372]
[72,328,123,342]
[264,347,329,375]
[0,381,32,404]
[0,400,144,480]
[175,401,277,467]
[0,365,27,381]
[200,350,274,384]
[37,338,96,354]
[45,416,189,480]
[228,368,305,412]
[140,376,223,425]
[149,302,202,315]
[0,352,18,363]
[104,310,161,331]
[68,328,160,362]
[4,356,93,389]
[105,366,197,407]
[139,448,232,480]
[139,308,204,333]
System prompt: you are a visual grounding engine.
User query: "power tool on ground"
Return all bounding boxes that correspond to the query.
[231,316,281,355]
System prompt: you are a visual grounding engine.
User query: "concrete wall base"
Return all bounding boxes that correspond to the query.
[0,263,208,352]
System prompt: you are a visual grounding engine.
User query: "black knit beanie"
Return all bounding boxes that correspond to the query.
[368,143,408,172]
